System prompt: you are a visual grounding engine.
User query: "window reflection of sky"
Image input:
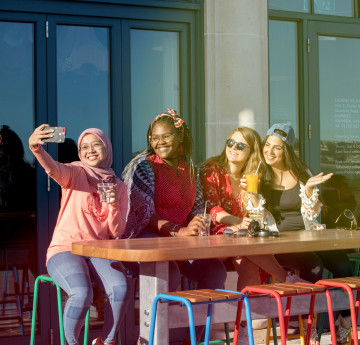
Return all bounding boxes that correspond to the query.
[57,26,110,141]
[269,20,299,149]
[130,29,179,154]
[0,22,34,163]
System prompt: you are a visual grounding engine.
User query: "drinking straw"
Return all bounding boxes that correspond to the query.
[203,200,208,217]
[255,161,261,174]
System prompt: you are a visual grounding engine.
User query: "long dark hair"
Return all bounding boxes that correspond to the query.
[260,129,312,210]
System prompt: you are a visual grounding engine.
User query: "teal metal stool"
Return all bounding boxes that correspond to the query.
[30,274,90,345]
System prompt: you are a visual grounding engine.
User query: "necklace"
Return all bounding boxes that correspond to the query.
[273,171,285,190]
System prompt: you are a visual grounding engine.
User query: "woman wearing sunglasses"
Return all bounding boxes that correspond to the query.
[259,123,354,344]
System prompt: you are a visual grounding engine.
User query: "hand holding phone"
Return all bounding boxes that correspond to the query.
[42,126,66,143]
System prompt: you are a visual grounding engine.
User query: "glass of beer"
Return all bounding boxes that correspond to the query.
[245,173,258,193]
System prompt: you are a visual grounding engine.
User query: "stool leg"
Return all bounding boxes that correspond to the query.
[284,296,292,336]
[224,322,230,345]
[183,300,196,345]
[148,296,160,345]
[12,265,24,335]
[55,283,66,345]
[83,309,90,345]
[274,293,287,345]
[304,294,316,345]
[324,289,337,345]
[30,276,42,345]
[203,304,214,345]
[243,297,254,345]
[232,300,242,345]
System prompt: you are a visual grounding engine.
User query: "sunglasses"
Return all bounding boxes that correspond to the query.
[226,138,248,151]
[335,209,358,230]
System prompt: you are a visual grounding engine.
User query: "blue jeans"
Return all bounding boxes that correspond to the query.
[47,251,129,345]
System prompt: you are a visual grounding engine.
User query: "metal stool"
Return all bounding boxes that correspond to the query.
[316,276,360,345]
[30,274,90,345]
[240,282,325,345]
[148,288,254,345]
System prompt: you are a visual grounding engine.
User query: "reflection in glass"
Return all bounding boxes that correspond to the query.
[269,20,299,154]
[318,35,360,227]
[57,26,110,140]
[130,29,180,155]
[0,21,36,337]
[314,0,353,17]
[268,0,310,12]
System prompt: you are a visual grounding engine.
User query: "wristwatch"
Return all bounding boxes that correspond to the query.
[170,223,179,237]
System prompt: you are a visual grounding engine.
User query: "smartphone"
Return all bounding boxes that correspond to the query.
[43,126,66,143]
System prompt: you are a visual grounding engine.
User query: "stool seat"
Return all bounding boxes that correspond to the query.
[239,282,327,345]
[245,283,325,295]
[148,288,254,345]
[163,289,244,303]
[317,276,360,288]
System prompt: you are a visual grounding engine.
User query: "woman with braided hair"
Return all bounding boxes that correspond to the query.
[122,109,227,344]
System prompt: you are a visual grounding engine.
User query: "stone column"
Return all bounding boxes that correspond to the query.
[204,0,269,158]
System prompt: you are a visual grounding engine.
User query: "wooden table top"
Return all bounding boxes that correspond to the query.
[72,228,360,262]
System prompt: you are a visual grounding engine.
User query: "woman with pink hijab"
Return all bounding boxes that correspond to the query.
[29,124,129,345]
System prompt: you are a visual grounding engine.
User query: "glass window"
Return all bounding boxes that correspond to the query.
[318,35,360,227]
[268,20,299,153]
[130,29,180,155]
[0,22,35,164]
[57,25,110,146]
[314,0,354,17]
[269,0,310,12]
[0,21,37,337]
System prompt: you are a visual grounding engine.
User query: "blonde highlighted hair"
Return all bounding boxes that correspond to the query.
[207,127,266,177]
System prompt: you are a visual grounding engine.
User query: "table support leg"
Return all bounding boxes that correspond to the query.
[139,262,169,345]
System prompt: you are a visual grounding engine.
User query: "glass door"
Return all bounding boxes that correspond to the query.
[0,14,50,345]
[308,21,360,228]
[45,16,119,345]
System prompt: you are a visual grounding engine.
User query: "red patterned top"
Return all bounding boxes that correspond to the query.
[200,161,245,234]
[148,154,196,226]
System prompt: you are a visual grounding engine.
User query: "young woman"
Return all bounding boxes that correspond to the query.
[122,109,227,344]
[260,123,353,344]
[29,125,129,345]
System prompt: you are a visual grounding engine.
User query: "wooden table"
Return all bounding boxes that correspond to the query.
[72,229,360,344]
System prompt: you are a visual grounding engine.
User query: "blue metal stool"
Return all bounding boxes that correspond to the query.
[30,274,90,345]
[148,288,254,345]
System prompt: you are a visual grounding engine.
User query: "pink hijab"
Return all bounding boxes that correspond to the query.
[71,128,116,185]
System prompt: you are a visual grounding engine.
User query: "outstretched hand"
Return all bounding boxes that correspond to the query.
[305,172,333,197]
[29,124,54,149]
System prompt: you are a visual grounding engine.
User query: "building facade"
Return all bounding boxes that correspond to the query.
[1,0,360,344]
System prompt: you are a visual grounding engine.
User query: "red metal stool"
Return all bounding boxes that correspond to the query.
[316,276,360,345]
[236,282,325,345]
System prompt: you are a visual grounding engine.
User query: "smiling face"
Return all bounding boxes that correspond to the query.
[79,133,106,168]
[263,135,285,168]
[225,131,250,166]
[150,121,183,167]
